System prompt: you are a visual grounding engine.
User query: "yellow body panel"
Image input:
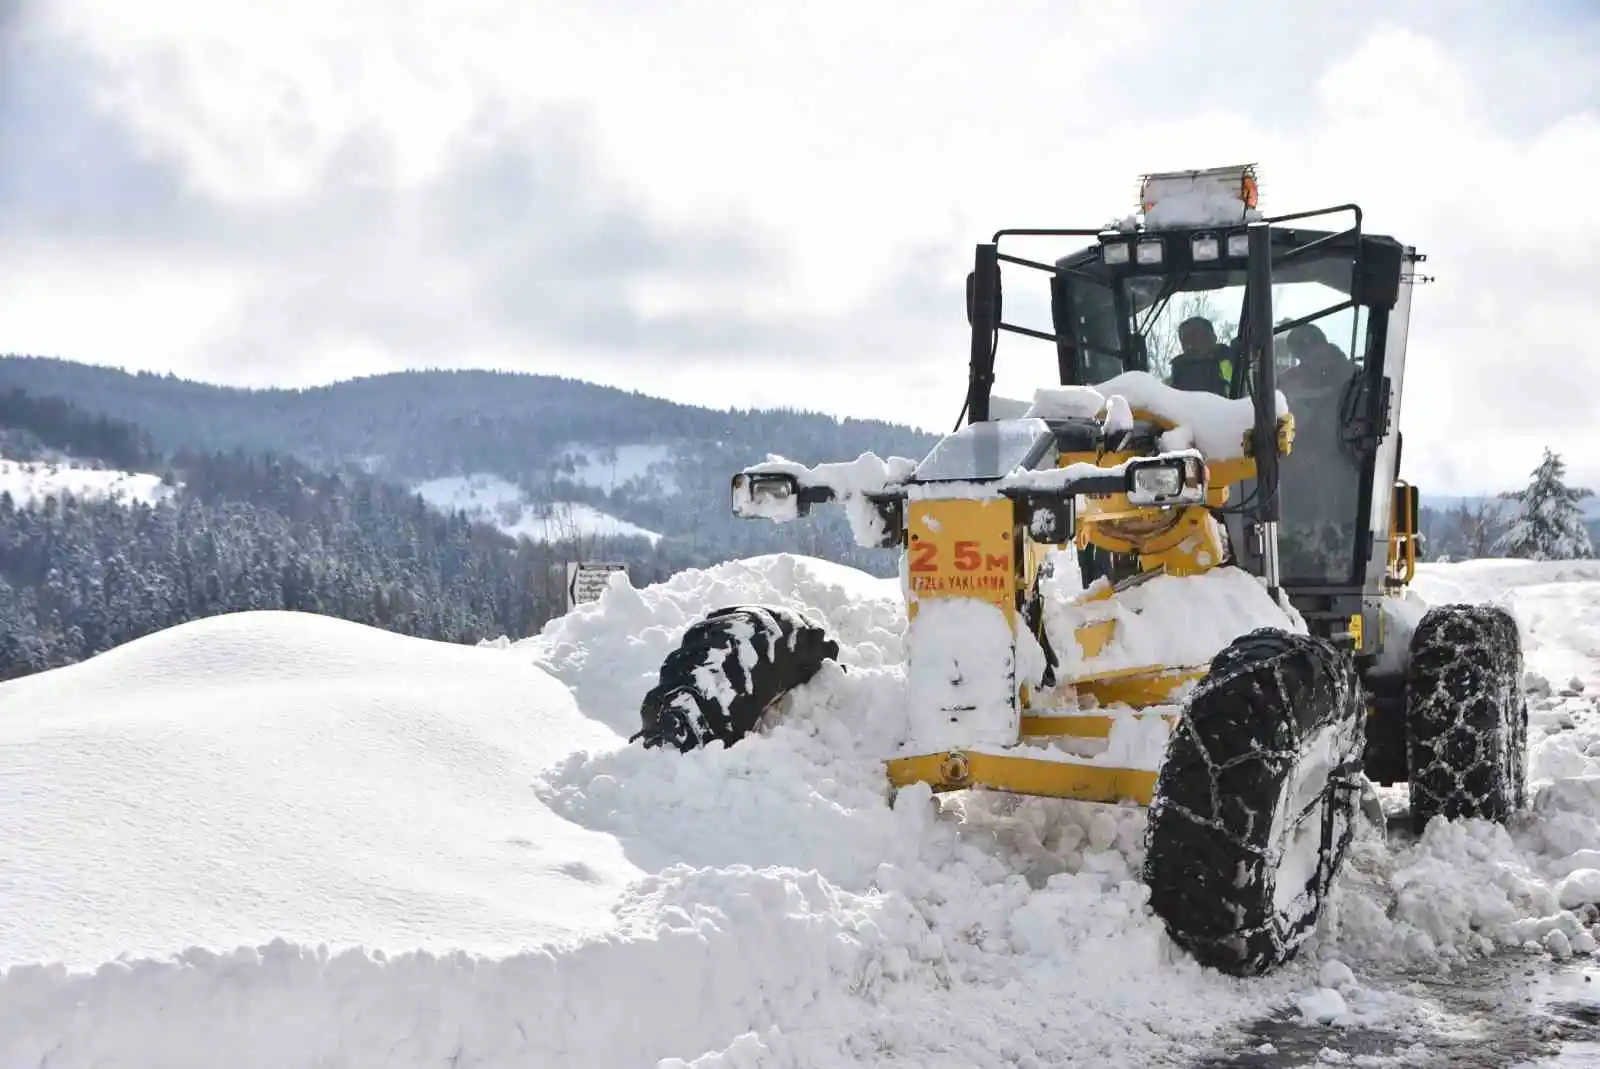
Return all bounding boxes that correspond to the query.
[905,498,1018,621]
[887,749,1157,805]
[1019,710,1180,738]
[1071,667,1205,709]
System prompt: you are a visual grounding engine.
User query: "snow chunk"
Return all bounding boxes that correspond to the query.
[1297,987,1350,1025]
[1556,868,1600,909]
[1024,372,1287,461]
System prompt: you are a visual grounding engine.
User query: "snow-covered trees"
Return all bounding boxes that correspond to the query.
[1494,448,1594,561]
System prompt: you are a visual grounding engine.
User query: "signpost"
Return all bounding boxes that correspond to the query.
[566,561,628,611]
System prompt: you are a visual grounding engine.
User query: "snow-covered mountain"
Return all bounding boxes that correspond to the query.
[5,553,1600,1066]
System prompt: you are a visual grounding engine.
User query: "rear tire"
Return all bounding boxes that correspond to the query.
[1405,603,1527,833]
[1144,628,1365,977]
[634,605,839,752]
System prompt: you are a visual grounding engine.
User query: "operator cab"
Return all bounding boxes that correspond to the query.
[963,164,1421,636]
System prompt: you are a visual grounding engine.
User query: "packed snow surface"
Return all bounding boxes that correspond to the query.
[413,472,662,544]
[8,553,1600,1066]
[0,455,175,508]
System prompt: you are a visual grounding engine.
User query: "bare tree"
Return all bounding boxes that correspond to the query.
[1455,498,1506,559]
[1144,292,1239,380]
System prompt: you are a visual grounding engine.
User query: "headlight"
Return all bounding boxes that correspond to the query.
[1226,232,1250,258]
[732,472,805,521]
[748,476,792,504]
[1191,233,1220,261]
[1136,239,1164,265]
[1102,240,1130,265]
[1124,455,1206,507]
[1132,465,1183,497]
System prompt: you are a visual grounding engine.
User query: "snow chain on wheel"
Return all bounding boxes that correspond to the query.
[1405,603,1528,834]
[1144,627,1366,977]
[633,605,840,752]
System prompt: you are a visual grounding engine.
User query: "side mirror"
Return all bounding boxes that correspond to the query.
[732,472,806,522]
[1393,482,1419,536]
[1125,454,1207,507]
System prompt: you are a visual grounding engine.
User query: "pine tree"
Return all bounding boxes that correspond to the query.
[1495,447,1595,560]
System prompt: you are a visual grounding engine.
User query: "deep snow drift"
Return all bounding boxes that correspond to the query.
[5,554,1600,1067]
[0,611,636,969]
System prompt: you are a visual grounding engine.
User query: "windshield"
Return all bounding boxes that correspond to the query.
[914,417,1053,482]
[1065,258,1372,585]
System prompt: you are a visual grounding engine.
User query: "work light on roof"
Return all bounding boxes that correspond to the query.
[1226,232,1251,257]
[1101,239,1130,265]
[1135,239,1164,265]
[1191,234,1220,262]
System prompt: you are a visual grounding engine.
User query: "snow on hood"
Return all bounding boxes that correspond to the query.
[1024,371,1289,461]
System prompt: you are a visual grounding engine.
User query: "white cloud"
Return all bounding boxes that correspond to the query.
[4,2,1598,496]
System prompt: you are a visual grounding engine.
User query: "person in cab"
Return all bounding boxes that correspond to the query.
[1167,316,1241,397]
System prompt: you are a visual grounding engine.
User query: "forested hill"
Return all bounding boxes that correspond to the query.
[0,356,942,574]
[0,356,938,478]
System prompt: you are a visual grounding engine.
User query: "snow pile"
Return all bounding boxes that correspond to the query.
[1142,185,1261,229]
[0,455,175,508]
[1043,566,1306,681]
[0,611,636,971]
[0,553,1311,1068]
[1024,371,1288,460]
[413,472,662,544]
[12,549,1600,1064]
[521,553,906,736]
[1317,559,1600,972]
[1133,169,1264,230]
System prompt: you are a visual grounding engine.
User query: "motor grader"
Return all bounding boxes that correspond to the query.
[632,166,1529,977]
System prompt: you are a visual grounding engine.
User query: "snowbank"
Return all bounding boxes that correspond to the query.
[10,551,1600,1066]
[520,553,906,736]
[0,610,637,969]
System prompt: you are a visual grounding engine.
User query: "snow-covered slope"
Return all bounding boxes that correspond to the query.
[413,472,662,544]
[553,442,680,496]
[0,455,175,507]
[6,554,1600,1067]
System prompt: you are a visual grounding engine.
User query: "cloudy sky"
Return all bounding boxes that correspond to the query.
[2,0,1597,495]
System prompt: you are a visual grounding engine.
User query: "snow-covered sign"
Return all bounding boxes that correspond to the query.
[566,561,628,610]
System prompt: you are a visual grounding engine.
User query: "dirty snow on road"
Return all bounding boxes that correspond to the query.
[4,555,1600,1067]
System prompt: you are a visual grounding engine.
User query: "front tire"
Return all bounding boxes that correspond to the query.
[634,605,839,752]
[1405,603,1527,833]
[1144,628,1366,976]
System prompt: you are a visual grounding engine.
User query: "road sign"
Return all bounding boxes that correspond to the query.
[566,561,628,610]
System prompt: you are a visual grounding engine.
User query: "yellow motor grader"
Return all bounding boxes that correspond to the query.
[633,166,1528,977]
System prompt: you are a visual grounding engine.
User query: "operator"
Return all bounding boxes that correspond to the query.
[1280,323,1351,390]
[1167,316,1240,398]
